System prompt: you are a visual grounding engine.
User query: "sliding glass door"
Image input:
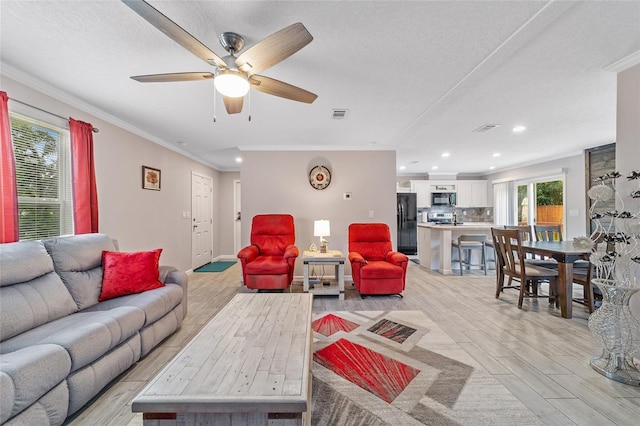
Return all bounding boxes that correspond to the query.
[516,177,565,235]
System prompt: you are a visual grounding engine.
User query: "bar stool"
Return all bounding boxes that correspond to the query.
[452,234,487,275]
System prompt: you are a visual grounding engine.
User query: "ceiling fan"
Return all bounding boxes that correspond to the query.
[122,0,317,116]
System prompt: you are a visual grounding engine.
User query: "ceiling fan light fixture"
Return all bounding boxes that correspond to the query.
[214,69,249,98]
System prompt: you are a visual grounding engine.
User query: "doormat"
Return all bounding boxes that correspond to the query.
[194,261,236,273]
[311,311,540,425]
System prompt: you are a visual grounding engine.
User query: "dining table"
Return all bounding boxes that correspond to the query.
[520,240,591,319]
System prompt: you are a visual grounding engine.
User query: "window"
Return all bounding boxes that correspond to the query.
[515,175,565,232]
[10,113,73,240]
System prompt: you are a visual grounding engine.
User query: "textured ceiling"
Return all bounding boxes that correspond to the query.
[1,1,639,174]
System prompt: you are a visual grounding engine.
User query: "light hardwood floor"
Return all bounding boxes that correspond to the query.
[65,262,640,426]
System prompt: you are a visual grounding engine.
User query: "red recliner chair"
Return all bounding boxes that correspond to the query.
[237,214,299,290]
[348,223,409,297]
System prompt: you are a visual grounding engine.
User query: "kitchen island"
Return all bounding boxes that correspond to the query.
[418,222,495,274]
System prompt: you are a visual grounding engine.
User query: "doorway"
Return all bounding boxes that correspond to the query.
[234,179,241,255]
[516,176,565,236]
[191,172,213,269]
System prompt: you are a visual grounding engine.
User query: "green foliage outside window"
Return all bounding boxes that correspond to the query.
[10,115,64,240]
[536,180,563,206]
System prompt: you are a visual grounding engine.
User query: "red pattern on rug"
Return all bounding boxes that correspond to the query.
[312,313,360,336]
[314,338,420,403]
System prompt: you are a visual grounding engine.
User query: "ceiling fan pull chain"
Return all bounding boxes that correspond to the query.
[213,85,217,123]
[248,89,252,122]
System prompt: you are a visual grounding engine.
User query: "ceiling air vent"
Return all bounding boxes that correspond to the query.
[331,109,349,120]
[473,123,500,133]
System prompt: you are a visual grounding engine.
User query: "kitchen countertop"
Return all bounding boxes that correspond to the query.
[417,222,495,229]
[417,223,495,274]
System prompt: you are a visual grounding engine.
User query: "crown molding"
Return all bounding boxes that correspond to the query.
[0,62,221,171]
[604,50,640,73]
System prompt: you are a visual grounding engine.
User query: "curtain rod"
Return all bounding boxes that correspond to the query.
[10,98,99,133]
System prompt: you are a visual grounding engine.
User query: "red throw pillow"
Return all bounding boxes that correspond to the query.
[99,249,164,301]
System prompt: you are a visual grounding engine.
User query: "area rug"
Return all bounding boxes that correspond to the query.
[193,260,236,273]
[311,311,541,425]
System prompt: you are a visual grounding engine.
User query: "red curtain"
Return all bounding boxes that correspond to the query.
[0,91,19,243]
[69,118,99,234]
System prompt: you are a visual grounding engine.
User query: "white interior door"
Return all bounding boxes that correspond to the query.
[234,179,241,255]
[192,172,213,268]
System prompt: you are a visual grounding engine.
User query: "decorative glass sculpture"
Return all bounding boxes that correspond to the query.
[588,279,640,386]
[583,170,640,386]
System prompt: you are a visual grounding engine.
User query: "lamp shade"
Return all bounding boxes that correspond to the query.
[214,69,249,98]
[314,220,330,237]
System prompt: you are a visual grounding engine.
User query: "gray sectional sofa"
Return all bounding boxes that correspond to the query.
[0,233,188,425]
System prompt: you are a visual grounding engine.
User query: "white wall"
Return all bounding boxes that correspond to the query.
[240,150,397,276]
[484,154,587,239]
[616,64,640,318]
[2,76,226,272]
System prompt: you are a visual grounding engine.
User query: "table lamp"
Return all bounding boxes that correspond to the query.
[314,219,330,253]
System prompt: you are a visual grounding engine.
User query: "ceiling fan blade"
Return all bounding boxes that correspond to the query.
[122,0,226,69]
[249,75,317,104]
[236,22,313,75]
[131,72,214,82]
[223,96,244,114]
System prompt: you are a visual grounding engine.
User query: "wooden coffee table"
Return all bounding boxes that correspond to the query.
[132,293,313,425]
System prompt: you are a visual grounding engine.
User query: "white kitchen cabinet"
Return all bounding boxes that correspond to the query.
[456,180,488,207]
[410,180,431,207]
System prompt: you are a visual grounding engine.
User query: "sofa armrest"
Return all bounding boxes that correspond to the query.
[237,245,260,263]
[159,265,188,319]
[283,245,299,261]
[387,251,409,267]
[160,266,187,288]
[348,252,366,265]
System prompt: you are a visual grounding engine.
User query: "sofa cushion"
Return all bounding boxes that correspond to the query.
[43,233,116,310]
[2,380,69,426]
[0,307,145,372]
[66,333,141,415]
[360,260,404,279]
[0,241,78,341]
[244,256,291,275]
[0,344,71,423]
[86,283,183,325]
[99,249,164,301]
[0,240,55,286]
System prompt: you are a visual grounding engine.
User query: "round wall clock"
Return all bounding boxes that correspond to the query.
[309,165,331,190]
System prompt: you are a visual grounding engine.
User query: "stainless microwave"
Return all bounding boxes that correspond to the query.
[431,192,457,206]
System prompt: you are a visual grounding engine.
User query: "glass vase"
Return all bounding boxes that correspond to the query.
[588,279,640,386]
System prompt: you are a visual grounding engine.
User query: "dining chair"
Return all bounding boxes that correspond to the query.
[505,225,533,241]
[452,234,487,276]
[534,224,563,242]
[571,232,613,312]
[531,224,564,268]
[491,228,520,297]
[492,228,559,309]
[572,255,595,313]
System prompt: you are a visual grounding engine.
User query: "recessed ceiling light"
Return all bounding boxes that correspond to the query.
[512,125,526,133]
[441,152,450,158]
[235,157,242,163]
[432,166,439,170]
[492,152,501,157]
[489,166,496,170]
[399,166,406,170]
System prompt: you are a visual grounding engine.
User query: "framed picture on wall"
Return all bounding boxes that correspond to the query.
[142,166,161,191]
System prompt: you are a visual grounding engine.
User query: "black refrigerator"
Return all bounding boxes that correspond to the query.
[397,193,417,255]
